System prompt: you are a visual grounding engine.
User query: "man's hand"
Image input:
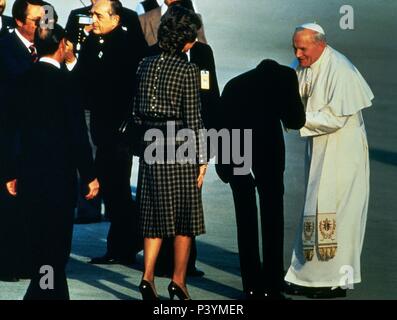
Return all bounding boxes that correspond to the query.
[6,179,17,197]
[64,39,77,64]
[85,178,100,200]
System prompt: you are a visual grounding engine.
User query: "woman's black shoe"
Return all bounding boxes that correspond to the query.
[139,280,159,300]
[168,281,191,300]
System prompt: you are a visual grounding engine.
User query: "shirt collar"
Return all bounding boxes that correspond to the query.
[14,28,33,50]
[39,57,61,69]
[161,3,168,16]
[0,16,2,31]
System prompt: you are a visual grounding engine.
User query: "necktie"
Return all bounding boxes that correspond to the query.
[29,45,38,63]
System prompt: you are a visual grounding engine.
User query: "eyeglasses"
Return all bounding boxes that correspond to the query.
[26,17,42,26]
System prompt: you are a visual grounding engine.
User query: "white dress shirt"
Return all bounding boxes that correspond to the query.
[15,28,33,50]
[39,57,61,69]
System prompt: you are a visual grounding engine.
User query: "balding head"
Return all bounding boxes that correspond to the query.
[293,28,327,68]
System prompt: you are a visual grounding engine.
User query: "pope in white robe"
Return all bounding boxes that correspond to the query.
[285,23,374,289]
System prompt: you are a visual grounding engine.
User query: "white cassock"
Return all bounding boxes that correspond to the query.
[285,46,374,288]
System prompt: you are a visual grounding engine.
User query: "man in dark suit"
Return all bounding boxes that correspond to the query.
[215,60,306,299]
[72,0,147,265]
[66,0,146,54]
[65,1,148,225]
[0,0,45,282]
[3,24,99,300]
[147,21,220,277]
[0,0,14,37]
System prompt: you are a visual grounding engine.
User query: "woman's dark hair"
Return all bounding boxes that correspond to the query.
[158,5,202,54]
[170,0,195,12]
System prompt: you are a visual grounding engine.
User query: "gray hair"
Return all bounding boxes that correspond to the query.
[295,27,327,43]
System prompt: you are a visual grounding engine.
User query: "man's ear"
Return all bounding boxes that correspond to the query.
[113,15,120,26]
[15,19,24,28]
[59,38,66,53]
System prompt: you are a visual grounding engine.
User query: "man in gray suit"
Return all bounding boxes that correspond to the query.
[139,0,206,46]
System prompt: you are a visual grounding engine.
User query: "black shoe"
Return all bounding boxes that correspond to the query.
[284,282,311,296]
[263,292,291,300]
[242,290,263,300]
[139,280,159,301]
[0,276,19,282]
[187,267,205,277]
[306,287,347,299]
[168,281,191,300]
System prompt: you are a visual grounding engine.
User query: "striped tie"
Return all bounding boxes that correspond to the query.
[29,45,38,63]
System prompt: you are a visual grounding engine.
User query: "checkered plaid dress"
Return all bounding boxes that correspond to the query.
[134,52,206,238]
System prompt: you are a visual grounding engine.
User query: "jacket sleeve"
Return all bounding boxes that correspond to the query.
[203,45,220,129]
[182,64,207,165]
[280,67,306,130]
[0,75,23,182]
[300,106,349,137]
[65,81,96,184]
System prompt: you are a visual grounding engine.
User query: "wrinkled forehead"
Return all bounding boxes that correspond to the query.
[293,30,316,46]
[27,3,45,18]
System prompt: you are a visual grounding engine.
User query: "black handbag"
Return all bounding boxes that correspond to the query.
[118,115,143,157]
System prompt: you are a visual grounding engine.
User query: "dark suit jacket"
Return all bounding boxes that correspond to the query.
[216,60,306,181]
[4,62,95,207]
[0,15,14,37]
[0,31,33,87]
[0,31,35,181]
[74,25,147,147]
[65,5,146,50]
[65,6,91,46]
[189,42,220,128]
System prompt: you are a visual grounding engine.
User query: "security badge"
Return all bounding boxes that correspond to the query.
[200,70,210,90]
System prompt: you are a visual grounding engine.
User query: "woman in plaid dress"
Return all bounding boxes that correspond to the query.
[133,6,207,300]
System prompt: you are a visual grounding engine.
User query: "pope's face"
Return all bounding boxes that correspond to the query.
[293,30,326,68]
[91,0,119,35]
